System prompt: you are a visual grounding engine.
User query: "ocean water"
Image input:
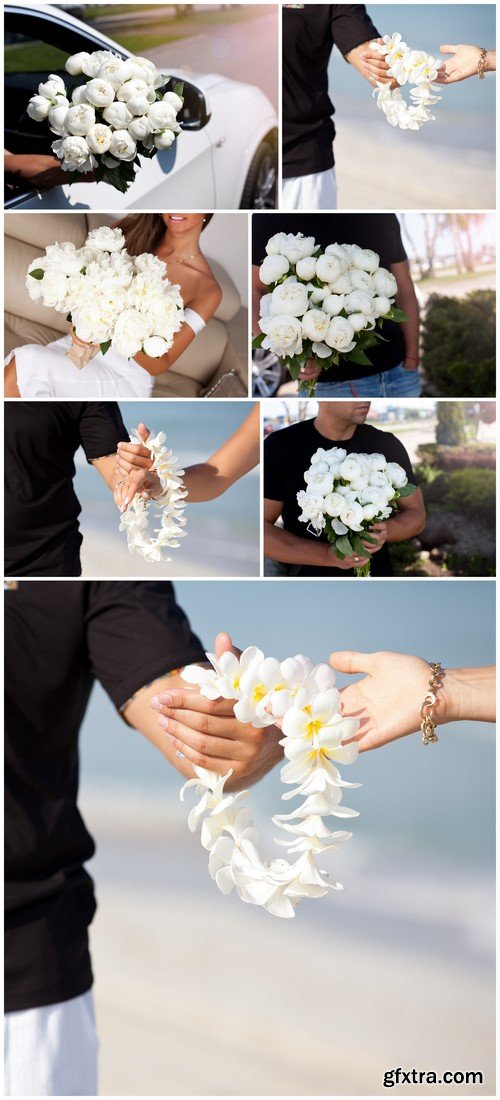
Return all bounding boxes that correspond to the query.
[330,4,496,154]
[73,401,259,568]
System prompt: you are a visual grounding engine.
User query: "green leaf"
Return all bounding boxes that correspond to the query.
[336,534,354,557]
[397,482,417,498]
[288,360,301,382]
[99,340,112,356]
[351,532,368,556]
[252,333,265,348]
[28,268,45,280]
[173,81,185,99]
[386,307,408,323]
[330,542,345,561]
[345,347,372,366]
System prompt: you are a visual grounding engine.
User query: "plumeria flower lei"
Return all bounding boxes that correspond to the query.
[371,32,442,130]
[119,427,187,563]
[180,648,361,918]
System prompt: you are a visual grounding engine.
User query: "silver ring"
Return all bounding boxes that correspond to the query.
[115,479,125,488]
[175,749,184,760]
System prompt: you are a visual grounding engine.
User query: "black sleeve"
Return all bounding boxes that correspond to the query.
[85,581,206,710]
[252,214,282,266]
[385,434,415,483]
[386,214,408,265]
[331,4,380,57]
[264,429,288,502]
[78,403,128,463]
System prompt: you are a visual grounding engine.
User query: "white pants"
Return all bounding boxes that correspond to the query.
[281,167,338,211]
[4,990,98,1096]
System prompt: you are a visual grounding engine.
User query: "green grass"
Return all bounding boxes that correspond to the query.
[417,267,496,287]
[4,42,68,73]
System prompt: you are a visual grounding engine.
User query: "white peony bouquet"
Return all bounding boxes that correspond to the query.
[252,232,407,396]
[26,50,183,192]
[371,33,442,130]
[297,446,416,576]
[26,226,184,367]
[180,648,360,918]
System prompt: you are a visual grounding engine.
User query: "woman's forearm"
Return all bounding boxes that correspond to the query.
[444,667,496,725]
[183,406,260,502]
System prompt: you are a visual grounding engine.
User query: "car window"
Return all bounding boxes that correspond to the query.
[5,10,127,156]
[4,8,127,203]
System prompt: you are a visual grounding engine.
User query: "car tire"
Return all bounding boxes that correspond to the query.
[240,140,276,210]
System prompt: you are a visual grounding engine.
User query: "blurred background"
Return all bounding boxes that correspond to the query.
[252,212,496,399]
[331,4,496,208]
[78,579,495,1094]
[62,2,278,107]
[74,401,260,576]
[263,398,496,577]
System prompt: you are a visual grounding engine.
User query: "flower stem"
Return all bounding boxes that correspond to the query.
[355,561,371,578]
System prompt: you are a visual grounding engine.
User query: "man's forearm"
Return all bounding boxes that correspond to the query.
[397,288,420,362]
[386,507,425,543]
[264,521,332,566]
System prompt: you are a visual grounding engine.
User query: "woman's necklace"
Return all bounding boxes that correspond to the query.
[164,249,201,265]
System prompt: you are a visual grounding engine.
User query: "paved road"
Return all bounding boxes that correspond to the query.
[142,11,278,107]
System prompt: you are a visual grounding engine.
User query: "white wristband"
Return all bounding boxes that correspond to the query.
[184,307,206,336]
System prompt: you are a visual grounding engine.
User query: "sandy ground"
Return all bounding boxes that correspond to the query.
[83,794,495,1097]
[80,526,259,578]
[333,130,495,210]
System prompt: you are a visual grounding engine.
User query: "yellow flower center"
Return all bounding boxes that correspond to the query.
[253,684,267,703]
[306,719,322,737]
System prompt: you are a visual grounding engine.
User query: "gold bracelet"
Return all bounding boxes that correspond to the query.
[478,48,488,79]
[420,662,445,745]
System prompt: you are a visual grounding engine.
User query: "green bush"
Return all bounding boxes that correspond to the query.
[445,550,495,577]
[423,468,495,524]
[422,290,495,397]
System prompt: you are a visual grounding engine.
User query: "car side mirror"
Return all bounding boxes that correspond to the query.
[165,77,211,131]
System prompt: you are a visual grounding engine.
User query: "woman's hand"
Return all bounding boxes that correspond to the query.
[150,632,283,791]
[71,327,96,351]
[329,650,446,752]
[114,468,162,512]
[435,44,496,83]
[114,423,162,511]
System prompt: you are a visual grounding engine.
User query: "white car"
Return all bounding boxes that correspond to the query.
[5,2,278,209]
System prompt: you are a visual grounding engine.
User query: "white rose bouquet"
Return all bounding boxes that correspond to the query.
[297,446,416,576]
[26,50,184,193]
[252,232,407,396]
[26,226,184,367]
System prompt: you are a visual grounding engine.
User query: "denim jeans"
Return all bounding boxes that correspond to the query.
[306,362,421,398]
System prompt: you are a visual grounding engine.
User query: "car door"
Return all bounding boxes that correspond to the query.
[4,5,216,210]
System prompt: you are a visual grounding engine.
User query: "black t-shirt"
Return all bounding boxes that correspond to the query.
[282,5,379,177]
[253,214,407,380]
[264,418,414,577]
[4,580,206,1013]
[5,403,128,577]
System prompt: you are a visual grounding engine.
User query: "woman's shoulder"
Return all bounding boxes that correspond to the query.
[192,261,223,308]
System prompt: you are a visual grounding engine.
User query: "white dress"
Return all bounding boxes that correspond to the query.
[6,334,154,399]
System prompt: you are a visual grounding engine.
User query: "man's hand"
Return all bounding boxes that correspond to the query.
[404,355,419,371]
[298,360,321,384]
[346,39,395,86]
[4,152,68,190]
[115,422,161,511]
[151,632,283,791]
[362,522,387,554]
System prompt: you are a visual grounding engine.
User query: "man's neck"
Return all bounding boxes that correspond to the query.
[313,414,357,441]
